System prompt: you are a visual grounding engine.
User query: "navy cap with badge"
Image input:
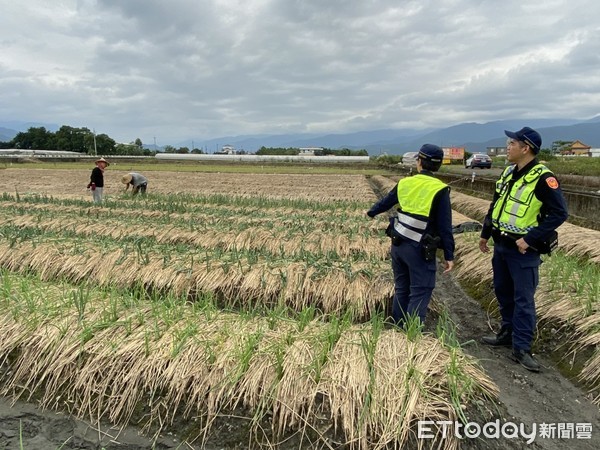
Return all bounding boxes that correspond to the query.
[504,127,542,154]
[417,144,444,163]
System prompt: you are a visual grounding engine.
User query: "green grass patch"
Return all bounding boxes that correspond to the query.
[539,156,600,177]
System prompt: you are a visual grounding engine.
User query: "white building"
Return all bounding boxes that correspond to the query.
[156,153,369,163]
[221,145,236,155]
[298,147,323,155]
[0,149,82,157]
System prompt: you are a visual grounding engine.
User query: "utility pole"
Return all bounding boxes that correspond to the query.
[153,136,157,151]
[93,129,97,156]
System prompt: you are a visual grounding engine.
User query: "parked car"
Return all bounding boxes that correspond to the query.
[465,153,492,169]
[401,151,419,166]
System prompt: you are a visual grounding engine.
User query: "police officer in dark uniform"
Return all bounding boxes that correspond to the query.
[480,127,568,372]
[367,144,455,326]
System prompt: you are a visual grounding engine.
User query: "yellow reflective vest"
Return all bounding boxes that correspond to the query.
[393,174,448,242]
[492,163,551,235]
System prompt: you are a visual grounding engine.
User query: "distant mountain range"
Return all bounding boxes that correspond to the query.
[0,122,61,144]
[2,117,599,155]
[183,117,600,154]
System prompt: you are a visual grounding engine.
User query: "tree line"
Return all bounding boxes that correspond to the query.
[0,126,155,156]
[0,125,371,157]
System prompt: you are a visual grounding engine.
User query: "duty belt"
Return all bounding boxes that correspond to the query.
[492,229,521,248]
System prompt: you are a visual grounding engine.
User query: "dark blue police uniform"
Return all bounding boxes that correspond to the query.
[481,158,568,352]
[367,145,455,324]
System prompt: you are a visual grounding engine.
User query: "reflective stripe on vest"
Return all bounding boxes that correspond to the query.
[393,174,447,242]
[491,163,551,234]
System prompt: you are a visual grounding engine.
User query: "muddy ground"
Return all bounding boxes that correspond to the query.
[434,270,600,450]
[0,396,184,449]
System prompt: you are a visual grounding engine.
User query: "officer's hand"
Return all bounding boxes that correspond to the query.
[479,238,490,253]
[443,260,454,273]
[515,238,529,254]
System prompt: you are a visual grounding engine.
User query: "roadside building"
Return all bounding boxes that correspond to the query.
[299,147,322,155]
[561,140,591,156]
[487,146,506,156]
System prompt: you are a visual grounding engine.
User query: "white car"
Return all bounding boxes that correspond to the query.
[401,152,418,166]
[465,153,492,169]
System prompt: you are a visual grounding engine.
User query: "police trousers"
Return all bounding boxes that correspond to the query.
[492,242,540,352]
[390,239,437,324]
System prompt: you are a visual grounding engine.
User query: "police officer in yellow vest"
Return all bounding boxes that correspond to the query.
[480,127,568,372]
[367,144,455,326]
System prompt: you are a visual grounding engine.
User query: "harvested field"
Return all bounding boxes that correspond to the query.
[0,168,378,202]
[0,165,599,449]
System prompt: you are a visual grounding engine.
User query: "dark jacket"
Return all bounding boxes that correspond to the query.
[90,167,104,188]
[368,171,455,261]
[480,159,569,248]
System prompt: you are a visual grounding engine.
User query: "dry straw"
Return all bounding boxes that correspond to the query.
[0,239,393,321]
[0,280,497,449]
[451,191,600,263]
[452,229,600,404]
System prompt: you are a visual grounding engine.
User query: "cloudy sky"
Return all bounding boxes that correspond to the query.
[1,0,599,146]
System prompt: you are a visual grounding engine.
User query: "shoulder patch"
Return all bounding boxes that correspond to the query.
[546,177,559,189]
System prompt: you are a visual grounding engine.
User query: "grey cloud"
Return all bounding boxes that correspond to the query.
[1,0,599,144]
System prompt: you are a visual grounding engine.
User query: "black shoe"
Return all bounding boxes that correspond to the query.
[511,349,540,372]
[481,326,512,347]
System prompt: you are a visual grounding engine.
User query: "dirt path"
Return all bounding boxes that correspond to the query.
[434,271,600,449]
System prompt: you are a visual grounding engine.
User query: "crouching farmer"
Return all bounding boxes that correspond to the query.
[122,172,148,196]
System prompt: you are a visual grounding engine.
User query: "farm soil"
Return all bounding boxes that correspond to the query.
[0,394,339,449]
